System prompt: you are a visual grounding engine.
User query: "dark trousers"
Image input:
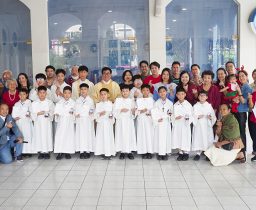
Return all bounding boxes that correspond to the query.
[248,112,256,152]
[234,112,247,152]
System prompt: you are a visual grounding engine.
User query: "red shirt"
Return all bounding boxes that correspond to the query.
[250,92,256,123]
[143,75,161,93]
[2,90,20,114]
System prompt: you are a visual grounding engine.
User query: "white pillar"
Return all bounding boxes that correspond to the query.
[237,0,256,78]
[19,0,49,77]
[149,0,172,68]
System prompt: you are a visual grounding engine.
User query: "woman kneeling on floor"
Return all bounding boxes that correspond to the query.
[205,104,245,166]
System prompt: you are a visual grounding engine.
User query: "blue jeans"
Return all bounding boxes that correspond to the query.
[0,135,23,164]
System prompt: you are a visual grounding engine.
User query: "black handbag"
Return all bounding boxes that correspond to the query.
[222,142,234,151]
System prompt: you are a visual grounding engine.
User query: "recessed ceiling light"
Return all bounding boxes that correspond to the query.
[108,10,112,13]
[172,19,177,22]
[181,8,187,11]
[54,22,58,25]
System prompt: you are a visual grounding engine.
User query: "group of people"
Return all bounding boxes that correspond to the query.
[0,60,256,167]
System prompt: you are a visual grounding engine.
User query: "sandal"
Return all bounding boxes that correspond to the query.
[236,151,246,163]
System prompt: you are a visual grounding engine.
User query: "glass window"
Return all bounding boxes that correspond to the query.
[48,0,149,83]
[0,0,32,78]
[166,0,238,73]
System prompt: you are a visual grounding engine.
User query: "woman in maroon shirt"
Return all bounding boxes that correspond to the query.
[177,71,198,105]
[198,70,221,113]
[2,79,19,114]
[215,67,230,105]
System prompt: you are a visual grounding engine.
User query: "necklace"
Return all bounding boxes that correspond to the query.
[8,91,16,101]
[161,99,167,112]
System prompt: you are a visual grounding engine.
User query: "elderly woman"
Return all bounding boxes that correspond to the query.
[205,104,245,166]
[1,79,20,113]
[0,70,13,96]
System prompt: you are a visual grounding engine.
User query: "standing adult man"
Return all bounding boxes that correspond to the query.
[139,60,150,81]
[143,61,161,93]
[45,65,56,89]
[225,61,236,75]
[66,65,79,86]
[92,67,121,103]
[171,61,181,85]
[190,64,203,86]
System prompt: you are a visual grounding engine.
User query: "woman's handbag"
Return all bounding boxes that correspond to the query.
[222,142,234,151]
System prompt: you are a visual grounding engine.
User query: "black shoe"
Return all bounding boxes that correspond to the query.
[142,154,147,159]
[80,153,85,159]
[65,154,71,159]
[44,153,50,159]
[104,156,112,160]
[182,153,189,161]
[157,155,162,160]
[56,153,64,160]
[16,155,23,162]
[251,155,256,162]
[38,153,44,159]
[177,154,183,161]
[119,153,125,160]
[84,152,91,159]
[147,153,152,159]
[205,156,210,161]
[162,155,168,161]
[193,154,200,161]
[127,153,134,160]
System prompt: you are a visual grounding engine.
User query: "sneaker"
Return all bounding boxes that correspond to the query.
[251,155,256,162]
[127,153,134,160]
[147,153,152,159]
[119,153,125,160]
[162,155,168,161]
[84,152,91,159]
[177,154,183,161]
[182,154,189,161]
[38,153,44,159]
[80,153,85,159]
[16,155,23,162]
[193,154,200,161]
[56,153,64,160]
[44,153,50,159]
[65,154,71,159]
[142,154,147,159]
[157,155,162,160]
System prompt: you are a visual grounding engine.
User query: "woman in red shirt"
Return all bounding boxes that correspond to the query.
[2,79,19,114]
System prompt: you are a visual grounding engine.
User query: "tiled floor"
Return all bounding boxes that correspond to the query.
[0,154,256,210]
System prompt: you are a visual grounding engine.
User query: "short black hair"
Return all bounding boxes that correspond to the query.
[56,69,66,76]
[252,69,256,75]
[225,61,235,68]
[78,65,89,72]
[141,84,150,90]
[191,64,200,70]
[120,84,131,91]
[227,74,237,80]
[19,88,29,95]
[45,65,55,72]
[176,86,186,93]
[220,103,231,110]
[35,73,46,80]
[122,70,133,82]
[158,86,167,92]
[63,86,72,92]
[79,83,89,89]
[149,61,160,69]
[102,67,112,74]
[139,60,149,67]
[133,74,142,81]
[37,86,47,92]
[198,89,208,96]
[202,70,215,80]
[172,61,181,67]
[100,88,109,93]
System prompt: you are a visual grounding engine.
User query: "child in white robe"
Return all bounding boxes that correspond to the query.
[130,75,143,99]
[54,86,76,160]
[51,69,70,103]
[12,88,35,155]
[192,90,216,161]
[172,87,193,161]
[95,88,115,159]
[75,83,95,159]
[29,73,53,102]
[114,84,136,160]
[31,86,55,159]
[152,86,173,160]
[136,84,154,159]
